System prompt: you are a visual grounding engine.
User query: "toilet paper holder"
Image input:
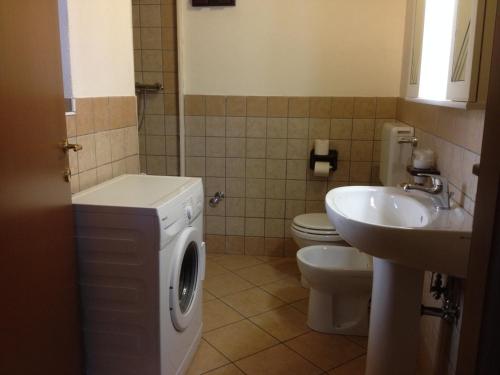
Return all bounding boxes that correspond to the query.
[309,149,338,171]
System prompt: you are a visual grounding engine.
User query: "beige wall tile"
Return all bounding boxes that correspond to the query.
[285,200,306,219]
[226,117,246,137]
[353,97,376,119]
[351,141,374,161]
[226,218,245,236]
[246,117,267,138]
[266,179,286,199]
[226,138,246,158]
[266,160,286,179]
[206,234,226,253]
[146,155,167,175]
[112,159,127,177]
[330,119,353,139]
[266,139,287,159]
[226,96,246,117]
[185,95,206,116]
[66,114,77,138]
[206,116,226,137]
[265,219,284,237]
[185,116,205,136]
[245,237,266,256]
[268,97,288,117]
[186,137,205,156]
[330,140,351,161]
[246,159,266,178]
[265,199,285,218]
[226,158,245,178]
[164,93,179,115]
[246,96,268,117]
[286,160,307,180]
[79,169,97,191]
[96,164,113,184]
[267,118,288,138]
[95,131,112,166]
[206,177,225,197]
[75,98,94,136]
[376,97,397,118]
[306,181,327,200]
[140,4,161,27]
[186,156,205,176]
[146,135,166,156]
[246,198,265,217]
[226,198,245,217]
[288,118,309,139]
[288,97,310,118]
[206,216,226,235]
[350,161,372,182]
[141,50,163,71]
[206,198,225,216]
[309,97,331,118]
[145,115,165,135]
[331,97,354,118]
[264,238,284,257]
[309,119,330,139]
[206,137,226,157]
[352,119,375,140]
[286,180,306,200]
[206,95,226,116]
[166,156,179,175]
[245,218,265,237]
[226,236,245,254]
[166,135,179,156]
[246,178,266,198]
[246,138,266,159]
[287,139,309,160]
[76,134,97,172]
[92,97,109,132]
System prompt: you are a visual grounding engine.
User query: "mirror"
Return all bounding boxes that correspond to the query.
[451,0,472,82]
[409,0,426,85]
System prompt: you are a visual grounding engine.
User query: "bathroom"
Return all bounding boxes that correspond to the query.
[1,0,500,374]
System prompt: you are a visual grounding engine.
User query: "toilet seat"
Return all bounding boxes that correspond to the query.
[291,213,343,241]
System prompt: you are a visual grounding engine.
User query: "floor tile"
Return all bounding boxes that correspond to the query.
[286,331,365,371]
[203,290,217,302]
[291,298,309,314]
[267,257,301,276]
[221,287,285,317]
[186,339,229,375]
[250,305,310,341]
[328,355,366,375]
[204,320,278,361]
[204,364,245,375]
[235,263,290,286]
[206,260,231,278]
[214,255,264,271]
[203,299,244,332]
[346,335,368,349]
[235,344,323,375]
[260,276,309,303]
[204,272,253,297]
[256,255,284,263]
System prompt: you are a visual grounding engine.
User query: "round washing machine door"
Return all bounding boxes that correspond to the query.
[169,226,204,332]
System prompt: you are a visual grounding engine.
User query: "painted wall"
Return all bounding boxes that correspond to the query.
[66,0,135,97]
[182,0,407,96]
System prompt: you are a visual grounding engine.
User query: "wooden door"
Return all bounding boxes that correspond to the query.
[0,1,82,374]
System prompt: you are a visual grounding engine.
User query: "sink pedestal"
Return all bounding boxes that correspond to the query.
[366,258,424,375]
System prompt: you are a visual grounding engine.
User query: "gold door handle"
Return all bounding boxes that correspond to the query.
[61,139,83,152]
[63,168,72,182]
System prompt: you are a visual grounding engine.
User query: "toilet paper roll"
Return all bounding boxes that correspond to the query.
[314,161,330,177]
[314,139,329,156]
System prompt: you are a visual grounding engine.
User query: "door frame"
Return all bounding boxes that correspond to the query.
[455,2,500,374]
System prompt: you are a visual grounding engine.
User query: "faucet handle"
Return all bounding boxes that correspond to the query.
[417,173,446,187]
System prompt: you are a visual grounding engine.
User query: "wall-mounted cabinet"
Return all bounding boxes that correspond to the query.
[406,0,496,106]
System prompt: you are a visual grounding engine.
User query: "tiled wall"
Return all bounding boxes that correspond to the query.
[182,95,397,256]
[132,0,180,176]
[66,97,140,193]
[397,98,484,375]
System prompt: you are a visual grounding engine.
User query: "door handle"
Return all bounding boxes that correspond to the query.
[61,139,83,152]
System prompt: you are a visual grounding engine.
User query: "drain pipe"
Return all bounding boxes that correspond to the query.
[176,0,186,176]
[421,273,461,324]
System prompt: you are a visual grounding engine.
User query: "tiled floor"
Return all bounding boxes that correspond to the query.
[187,254,367,375]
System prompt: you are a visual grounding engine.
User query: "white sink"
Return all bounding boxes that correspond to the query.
[325,186,473,375]
[325,186,472,277]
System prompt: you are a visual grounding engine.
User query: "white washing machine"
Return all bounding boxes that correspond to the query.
[72,174,205,375]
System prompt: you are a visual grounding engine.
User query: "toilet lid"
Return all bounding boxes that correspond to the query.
[293,213,335,232]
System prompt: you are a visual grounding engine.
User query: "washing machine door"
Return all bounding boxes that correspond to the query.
[169,226,203,331]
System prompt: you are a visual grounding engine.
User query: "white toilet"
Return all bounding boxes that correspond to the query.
[291,213,373,336]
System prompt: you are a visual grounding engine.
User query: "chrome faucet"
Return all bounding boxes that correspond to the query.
[402,174,453,209]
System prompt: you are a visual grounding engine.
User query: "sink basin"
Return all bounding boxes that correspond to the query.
[326,186,472,278]
[326,186,474,375]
